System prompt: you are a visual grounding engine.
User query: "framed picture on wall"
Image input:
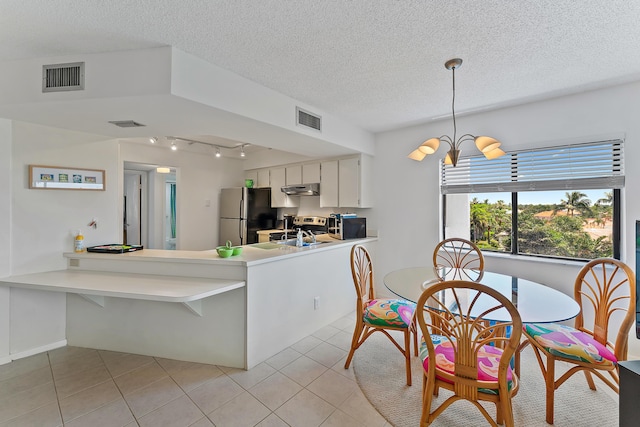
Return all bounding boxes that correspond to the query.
[29,165,105,190]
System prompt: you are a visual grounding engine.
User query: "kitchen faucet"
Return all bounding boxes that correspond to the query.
[302,230,316,243]
[283,217,288,241]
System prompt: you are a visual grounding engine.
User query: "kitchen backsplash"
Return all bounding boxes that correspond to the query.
[277,196,369,218]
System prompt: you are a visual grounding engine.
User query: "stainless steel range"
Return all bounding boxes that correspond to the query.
[292,216,327,233]
[269,216,327,241]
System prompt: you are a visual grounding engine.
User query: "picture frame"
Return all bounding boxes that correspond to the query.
[29,165,105,190]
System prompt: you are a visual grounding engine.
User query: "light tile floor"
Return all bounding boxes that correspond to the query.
[0,313,392,427]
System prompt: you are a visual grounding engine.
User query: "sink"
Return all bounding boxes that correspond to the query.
[276,239,326,247]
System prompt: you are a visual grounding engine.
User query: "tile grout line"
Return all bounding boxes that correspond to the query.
[95,349,142,427]
[151,356,212,426]
[47,352,64,427]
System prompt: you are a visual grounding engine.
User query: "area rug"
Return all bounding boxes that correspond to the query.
[352,333,618,427]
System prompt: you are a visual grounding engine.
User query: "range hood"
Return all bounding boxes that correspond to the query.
[281,183,320,196]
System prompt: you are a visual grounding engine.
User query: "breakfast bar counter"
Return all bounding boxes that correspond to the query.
[0,237,376,369]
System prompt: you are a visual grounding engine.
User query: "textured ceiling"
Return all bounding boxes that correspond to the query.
[1,0,640,133]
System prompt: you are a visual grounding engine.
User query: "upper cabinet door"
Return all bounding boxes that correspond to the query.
[338,157,360,207]
[302,163,321,184]
[338,155,374,208]
[270,167,299,208]
[245,170,258,187]
[320,160,338,208]
[257,169,270,188]
[285,165,302,185]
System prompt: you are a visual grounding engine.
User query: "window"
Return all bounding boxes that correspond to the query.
[442,140,623,260]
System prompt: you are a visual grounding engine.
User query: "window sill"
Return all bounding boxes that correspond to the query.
[481,250,587,268]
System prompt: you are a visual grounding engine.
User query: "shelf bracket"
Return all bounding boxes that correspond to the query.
[182,300,203,316]
[78,294,105,307]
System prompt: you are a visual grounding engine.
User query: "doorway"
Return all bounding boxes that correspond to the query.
[123,163,177,250]
[123,170,146,246]
[165,180,177,249]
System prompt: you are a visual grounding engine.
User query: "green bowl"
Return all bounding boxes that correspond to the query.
[231,246,243,256]
[216,247,233,258]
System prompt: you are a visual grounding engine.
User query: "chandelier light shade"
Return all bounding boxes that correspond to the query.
[408,58,505,166]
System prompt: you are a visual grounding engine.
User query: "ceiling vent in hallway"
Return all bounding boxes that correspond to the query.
[108,120,146,128]
[296,107,322,132]
[42,62,85,92]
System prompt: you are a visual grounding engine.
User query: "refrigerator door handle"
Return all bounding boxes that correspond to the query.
[239,220,244,245]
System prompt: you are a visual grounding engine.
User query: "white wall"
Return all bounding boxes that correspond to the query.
[8,121,120,359]
[0,119,11,364]
[373,80,640,355]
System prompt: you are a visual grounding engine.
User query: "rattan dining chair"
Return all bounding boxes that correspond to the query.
[344,244,418,386]
[416,280,522,427]
[433,237,485,281]
[522,258,636,424]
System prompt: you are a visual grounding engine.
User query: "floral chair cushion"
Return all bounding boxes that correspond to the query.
[524,323,616,367]
[419,335,514,395]
[363,299,415,328]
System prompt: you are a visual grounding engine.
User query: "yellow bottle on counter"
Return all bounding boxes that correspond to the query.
[74,230,84,253]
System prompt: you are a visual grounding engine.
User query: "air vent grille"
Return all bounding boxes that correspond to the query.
[42,62,84,92]
[108,120,146,128]
[296,107,322,132]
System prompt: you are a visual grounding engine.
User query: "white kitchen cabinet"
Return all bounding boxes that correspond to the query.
[338,154,373,208]
[270,167,299,207]
[256,169,270,188]
[302,163,321,184]
[244,170,258,187]
[244,169,270,188]
[285,165,302,185]
[320,160,338,208]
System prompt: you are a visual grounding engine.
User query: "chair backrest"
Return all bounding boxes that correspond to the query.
[433,238,485,281]
[416,280,522,396]
[350,244,375,305]
[573,258,636,361]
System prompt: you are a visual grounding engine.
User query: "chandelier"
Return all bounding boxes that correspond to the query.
[408,58,505,166]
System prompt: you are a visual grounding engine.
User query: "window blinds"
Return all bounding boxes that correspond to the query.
[440,140,624,194]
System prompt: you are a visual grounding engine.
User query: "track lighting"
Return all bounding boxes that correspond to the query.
[164,136,249,158]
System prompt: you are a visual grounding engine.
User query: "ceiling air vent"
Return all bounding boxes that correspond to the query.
[296,107,322,132]
[108,120,146,128]
[42,62,85,92]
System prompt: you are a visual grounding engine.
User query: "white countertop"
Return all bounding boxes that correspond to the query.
[0,269,245,302]
[0,237,375,302]
[63,236,377,266]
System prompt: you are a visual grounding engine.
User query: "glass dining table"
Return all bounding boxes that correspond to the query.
[383,267,580,324]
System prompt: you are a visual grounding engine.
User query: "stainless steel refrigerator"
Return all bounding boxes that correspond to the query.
[219,187,277,246]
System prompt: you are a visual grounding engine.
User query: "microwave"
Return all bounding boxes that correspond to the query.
[328,217,367,240]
